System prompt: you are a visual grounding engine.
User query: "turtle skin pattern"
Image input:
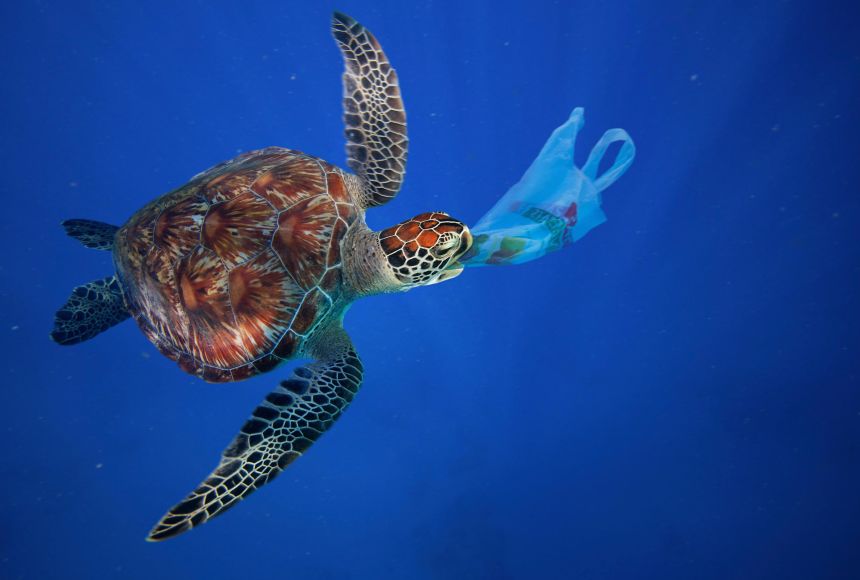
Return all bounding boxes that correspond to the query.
[51,276,129,345]
[114,147,359,383]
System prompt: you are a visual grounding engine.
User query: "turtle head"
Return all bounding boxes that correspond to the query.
[378,212,472,289]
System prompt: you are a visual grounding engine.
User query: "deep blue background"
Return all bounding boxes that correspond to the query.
[2,1,859,578]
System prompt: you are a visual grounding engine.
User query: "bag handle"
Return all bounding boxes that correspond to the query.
[582,128,636,192]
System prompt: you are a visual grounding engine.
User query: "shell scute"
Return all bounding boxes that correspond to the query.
[202,192,277,268]
[139,248,189,347]
[320,268,342,293]
[273,195,338,288]
[202,365,235,383]
[327,219,349,267]
[153,197,208,259]
[202,173,248,204]
[176,246,248,369]
[326,171,352,204]
[251,354,282,375]
[200,158,265,204]
[229,249,305,358]
[251,156,327,211]
[291,289,330,336]
[273,331,300,359]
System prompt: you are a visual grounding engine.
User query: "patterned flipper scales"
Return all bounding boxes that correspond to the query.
[62,219,119,251]
[51,276,130,345]
[332,11,408,207]
[148,327,363,541]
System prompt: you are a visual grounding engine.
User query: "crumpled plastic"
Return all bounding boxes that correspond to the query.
[460,107,635,267]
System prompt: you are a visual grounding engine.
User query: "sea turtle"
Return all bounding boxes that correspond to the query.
[51,12,473,541]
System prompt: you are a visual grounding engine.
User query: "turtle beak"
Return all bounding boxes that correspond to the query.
[457,227,473,258]
[433,262,464,284]
[432,227,472,284]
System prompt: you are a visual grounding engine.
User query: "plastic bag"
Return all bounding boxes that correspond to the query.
[460,108,635,267]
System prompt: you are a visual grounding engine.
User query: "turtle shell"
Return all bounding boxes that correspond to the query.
[114,147,359,383]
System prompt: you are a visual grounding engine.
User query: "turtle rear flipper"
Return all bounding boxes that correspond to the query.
[62,219,119,251]
[51,276,130,345]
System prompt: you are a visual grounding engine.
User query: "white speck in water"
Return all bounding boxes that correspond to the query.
[689,73,699,82]
[11,325,19,331]
[95,463,103,469]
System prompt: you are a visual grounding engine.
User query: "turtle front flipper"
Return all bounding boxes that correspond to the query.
[147,326,363,541]
[332,12,407,208]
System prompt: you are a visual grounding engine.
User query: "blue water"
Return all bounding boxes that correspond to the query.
[2,1,859,578]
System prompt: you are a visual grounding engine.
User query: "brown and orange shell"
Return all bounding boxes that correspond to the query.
[114,147,358,383]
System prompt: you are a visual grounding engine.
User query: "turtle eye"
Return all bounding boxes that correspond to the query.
[431,235,458,258]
